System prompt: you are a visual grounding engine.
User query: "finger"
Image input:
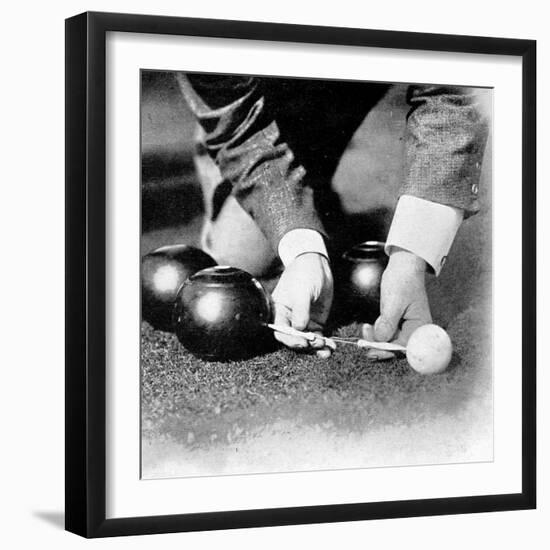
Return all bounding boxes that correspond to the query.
[361,323,395,361]
[313,332,335,358]
[374,315,400,343]
[291,292,311,331]
[272,302,308,349]
[305,320,330,350]
[304,312,335,352]
[361,323,375,340]
[307,331,329,350]
[316,348,332,359]
[374,297,406,343]
[393,300,432,346]
[360,324,395,360]
[366,349,395,361]
[393,319,427,347]
[323,337,337,351]
[273,328,308,349]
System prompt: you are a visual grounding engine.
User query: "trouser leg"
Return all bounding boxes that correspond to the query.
[182,74,390,272]
[193,126,279,277]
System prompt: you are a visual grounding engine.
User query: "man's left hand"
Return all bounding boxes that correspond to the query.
[367,249,432,360]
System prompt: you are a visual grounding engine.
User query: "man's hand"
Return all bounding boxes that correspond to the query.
[271,253,334,357]
[367,249,432,360]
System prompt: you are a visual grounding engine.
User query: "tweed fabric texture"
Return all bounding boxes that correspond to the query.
[177,74,488,250]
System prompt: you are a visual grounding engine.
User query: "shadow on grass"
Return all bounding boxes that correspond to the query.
[446,350,463,374]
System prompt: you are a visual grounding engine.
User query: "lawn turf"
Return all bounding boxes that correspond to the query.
[141,292,492,476]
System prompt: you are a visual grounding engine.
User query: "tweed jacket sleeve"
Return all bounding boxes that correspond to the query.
[176,73,326,251]
[177,75,489,254]
[402,85,489,216]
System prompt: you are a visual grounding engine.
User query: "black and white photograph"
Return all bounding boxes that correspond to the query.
[1,0,545,544]
[140,71,493,479]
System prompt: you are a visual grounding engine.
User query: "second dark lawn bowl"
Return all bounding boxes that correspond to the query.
[338,241,388,323]
[141,245,217,331]
[174,266,273,361]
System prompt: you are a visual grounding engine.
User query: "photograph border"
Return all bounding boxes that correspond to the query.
[65,11,536,538]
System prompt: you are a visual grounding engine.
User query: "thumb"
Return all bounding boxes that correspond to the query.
[394,319,425,347]
[291,292,311,331]
[374,299,404,342]
[374,316,398,342]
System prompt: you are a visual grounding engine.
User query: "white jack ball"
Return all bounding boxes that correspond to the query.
[406,324,452,374]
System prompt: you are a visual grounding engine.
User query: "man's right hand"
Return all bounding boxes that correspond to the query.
[271,253,334,357]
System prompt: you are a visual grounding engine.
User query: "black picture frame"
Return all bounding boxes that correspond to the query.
[65,11,536,538]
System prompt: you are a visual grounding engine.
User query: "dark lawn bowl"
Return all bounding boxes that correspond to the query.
[338,241,388,323]
[141,245,217,331]
[174,266,273,361]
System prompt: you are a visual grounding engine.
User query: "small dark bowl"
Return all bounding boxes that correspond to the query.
[141,245,216,331]
[338,241,388,323]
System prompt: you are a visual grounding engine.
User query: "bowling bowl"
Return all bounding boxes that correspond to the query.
[338,241,388,323]
[174,266,272,361]
[141,245,216,331]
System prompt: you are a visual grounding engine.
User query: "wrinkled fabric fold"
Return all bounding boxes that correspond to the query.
[176,74,489,251]
[176,73,326,249]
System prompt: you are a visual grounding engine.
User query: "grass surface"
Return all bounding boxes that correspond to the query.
[141,300,491,447]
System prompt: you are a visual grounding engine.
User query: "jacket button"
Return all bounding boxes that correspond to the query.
[472,183,479,194]
[440,255,447,268]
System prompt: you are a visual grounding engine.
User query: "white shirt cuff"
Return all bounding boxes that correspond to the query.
[278,229,328,267]
[385,195,463,275]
